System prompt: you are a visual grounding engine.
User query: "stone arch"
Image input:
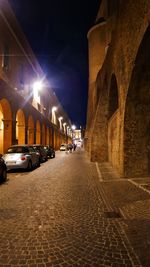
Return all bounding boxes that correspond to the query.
[16,109,25,144]
[28,115,34,144]
[36,120,41,144]
[124,25,150,177]
[0,98,12,153]
[108,74,119,169]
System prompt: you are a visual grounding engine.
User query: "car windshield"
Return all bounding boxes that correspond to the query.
[7,147,28,153]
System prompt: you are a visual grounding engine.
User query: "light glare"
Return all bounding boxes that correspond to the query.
[52,106,57,112]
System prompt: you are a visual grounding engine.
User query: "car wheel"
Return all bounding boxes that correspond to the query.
[1,168,7,182]
[37,159,40,167]
[27,160,32,171]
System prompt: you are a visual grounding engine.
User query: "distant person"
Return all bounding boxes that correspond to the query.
[73,143,77,151]
[67,143,73,153]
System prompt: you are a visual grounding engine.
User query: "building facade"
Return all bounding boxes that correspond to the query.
[0,0,72,154]
[85,0,150,177]
[73,129,83,147]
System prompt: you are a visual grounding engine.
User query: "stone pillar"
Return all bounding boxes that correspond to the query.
[51,128,54,147]
[3,119,12,152]
[25,125,28,144]
[34,127,36,144]
[12,119,17,145]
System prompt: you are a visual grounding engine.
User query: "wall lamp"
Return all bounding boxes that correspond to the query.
[52,106,57,112]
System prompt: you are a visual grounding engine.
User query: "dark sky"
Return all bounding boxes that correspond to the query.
[9,0,100,128]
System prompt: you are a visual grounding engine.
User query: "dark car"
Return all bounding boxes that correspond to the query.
[0,154,7,182]
[32,144,48,163]
[44,145,55,158]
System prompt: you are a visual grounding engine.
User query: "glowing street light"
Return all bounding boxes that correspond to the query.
[52,106,57,112]
[58,116,63,130]
[52,106,57,124]
[71,125,76,130]
[71,124,76,140]
[58,116,63,121]
[33,80,43,103]
[63,122,66,132]
[33,81,43,92]
[67,126,71,135]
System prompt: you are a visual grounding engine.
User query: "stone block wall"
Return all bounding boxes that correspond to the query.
[86,0,150,177]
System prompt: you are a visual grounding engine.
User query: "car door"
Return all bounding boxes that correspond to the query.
[28,146,37,166]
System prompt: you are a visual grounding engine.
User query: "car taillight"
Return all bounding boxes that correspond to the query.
[21,156,26,161]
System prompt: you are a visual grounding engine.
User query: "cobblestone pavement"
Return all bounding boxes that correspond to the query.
[97,162,150,267]
[0,149,147,267]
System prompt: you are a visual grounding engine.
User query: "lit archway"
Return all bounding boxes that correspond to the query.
[16,109,25,144]
[0,98,12,153]
[36,120,41,144]
[124,25,150,177]
[28,115,34,144]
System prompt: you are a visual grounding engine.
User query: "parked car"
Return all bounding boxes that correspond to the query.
[0,154,7,182]
[2,145,40,171]
[32,144,48,162]
[60,144,67,151]
[44,145,55,158]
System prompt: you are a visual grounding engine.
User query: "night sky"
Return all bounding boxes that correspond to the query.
[9,0,100,128]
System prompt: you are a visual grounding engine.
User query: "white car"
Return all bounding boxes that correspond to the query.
[3,145,40,171]
[60,144,67,151]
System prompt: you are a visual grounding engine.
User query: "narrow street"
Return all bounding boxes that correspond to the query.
[0,149,149,267]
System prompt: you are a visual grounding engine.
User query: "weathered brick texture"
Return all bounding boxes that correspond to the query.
[86,0,150,177]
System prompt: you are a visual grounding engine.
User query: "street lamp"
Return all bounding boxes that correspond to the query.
[58,116,63,130]
[33,81,43,91]
[71,124,76,140]
[33,81,43,103]
[58,116,63,121]
[71,125,76,130]
[52,106,57,124]
[52,106,57,112]
[63,122,66,132]
[67,125,70,135]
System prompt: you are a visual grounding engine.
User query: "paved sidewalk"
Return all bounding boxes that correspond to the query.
[97,162,150,267]
[0,150,149,266]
